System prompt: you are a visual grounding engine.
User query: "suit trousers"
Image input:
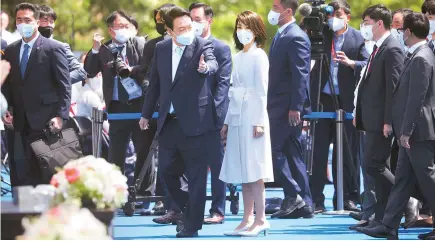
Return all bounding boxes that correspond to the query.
[363,131,394,221]
[108,99,156,195]
[310,94,360,207]
[383,142,435,229]
[272,124,313,206]
[207,130,226,216]
[158,118,211,232]
[360,132,376,221]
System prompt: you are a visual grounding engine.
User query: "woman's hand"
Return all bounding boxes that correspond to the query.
[253,126,264,138]
[220,124,228,139]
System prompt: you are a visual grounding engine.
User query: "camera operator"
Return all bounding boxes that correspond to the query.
[84,11,153,194]
[309,0,369,214]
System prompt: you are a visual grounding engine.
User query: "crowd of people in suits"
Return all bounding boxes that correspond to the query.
[1,0,435,239]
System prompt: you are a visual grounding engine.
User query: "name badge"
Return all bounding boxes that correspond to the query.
[120,77,142,99]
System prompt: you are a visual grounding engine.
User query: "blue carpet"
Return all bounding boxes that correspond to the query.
[2,169,431,239]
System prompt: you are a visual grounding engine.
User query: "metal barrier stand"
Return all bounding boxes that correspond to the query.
[304,110,352,215]
[91,107,105,157]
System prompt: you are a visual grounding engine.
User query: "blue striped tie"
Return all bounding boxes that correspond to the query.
[20,44,30,78]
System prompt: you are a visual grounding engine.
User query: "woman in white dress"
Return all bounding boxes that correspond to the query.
[220,10,274,237]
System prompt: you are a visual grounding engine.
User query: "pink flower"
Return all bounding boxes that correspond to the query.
[48,207,60,217]
[65,168,80,183]
[50,176,59,188]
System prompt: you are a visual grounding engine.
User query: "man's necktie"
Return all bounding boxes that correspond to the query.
[175,46,183,57]
[271,32,280,52]
[20,44,30,78]
[116,45,129,102]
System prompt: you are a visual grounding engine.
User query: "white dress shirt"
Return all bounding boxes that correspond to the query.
[375,32,391,51]
[19,32,39,62]
[408,40,427,54]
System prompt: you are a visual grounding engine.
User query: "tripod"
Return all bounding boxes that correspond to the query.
[308,52,360,213]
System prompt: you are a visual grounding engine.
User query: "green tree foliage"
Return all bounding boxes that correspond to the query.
[0,0,425,52]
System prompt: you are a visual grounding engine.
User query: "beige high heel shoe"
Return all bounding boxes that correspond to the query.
[223,222,254,236]
[238,222,271,237]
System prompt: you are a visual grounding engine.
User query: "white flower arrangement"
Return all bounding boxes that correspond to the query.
[50,155,128,209]
[17,204,111,240]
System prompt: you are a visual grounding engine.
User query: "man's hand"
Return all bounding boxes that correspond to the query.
[198,54,208,73]
[383,124,393,138]
[0,60,11,86]
[400,135,411,149]
[49,117,63,133]
[92,33,105,51]
[220,124,228,140]
[253,126,265,138]
[2,110,13,129]
[139,117,149,130]
[289,110,301,127]
[352,118,356,127]
[335,51,356,69]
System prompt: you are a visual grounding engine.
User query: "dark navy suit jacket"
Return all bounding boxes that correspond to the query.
[209,37,231,129]
[2,35,71,132]
[141,37,218,136]
[310,27,369,113]
[1,39,6,53]
[267,22,311,143]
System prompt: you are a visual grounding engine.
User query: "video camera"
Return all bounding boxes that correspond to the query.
[105,43,131,79]
[301,0,334,56]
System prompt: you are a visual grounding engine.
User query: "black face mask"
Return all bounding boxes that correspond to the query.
[156,23,166,36]
[39,26,54,38]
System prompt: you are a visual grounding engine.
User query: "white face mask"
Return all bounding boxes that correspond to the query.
[17,23,36,38]
[328,17,346,32]
[268,10,281,26]
[88,76,102,91]
[429,20,435,36]
[176,30,195,46]
[237,29,254,45]
[360,25,374,41]
[192,21,205,37]
[113,29,130,44]
[364,41,375,55]
[391,28,408,52]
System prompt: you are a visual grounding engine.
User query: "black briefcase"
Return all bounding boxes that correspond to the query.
[30,128,83,182]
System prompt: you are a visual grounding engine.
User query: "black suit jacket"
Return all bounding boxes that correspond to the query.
[2,35,71,132]
[310,27,369,113]
[84,37,146,108]
[356,34,404,132]
[392,44,435,141]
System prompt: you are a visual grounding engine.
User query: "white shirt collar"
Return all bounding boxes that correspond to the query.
[203,33,211,40]
[408,40,427,54]
[172,41,186,53]
[375,31,391,48]
[278,19,296,34]
[21,32,39,49]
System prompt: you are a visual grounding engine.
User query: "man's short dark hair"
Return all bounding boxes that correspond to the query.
[188,2,214,18]
[403,12,429,39]
[329,0,351,15]
[280,0,299,16]
[106,10,131,27]
[422,0,435,15]
[38,5,57,21]
[163,6,191,30]
[130,16,138,29]
[362,4,392,30]
[392,8,413,19]
[15,3,40,19]
[153,3,176,22]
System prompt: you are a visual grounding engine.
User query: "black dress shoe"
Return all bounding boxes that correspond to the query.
[271,195,305,219]
[281,205,314,219]
[349,211,363,221]
[418,230,435,240]
[361,224,398,240]
[402,197,421,229]
[176,229,198,238]
[355,220,381,232]
[343,200,361,212]
[349,221,369,231]
[314,203,326,214]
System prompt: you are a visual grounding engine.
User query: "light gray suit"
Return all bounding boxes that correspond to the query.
[52,39,87,84]
[383,44,435,230]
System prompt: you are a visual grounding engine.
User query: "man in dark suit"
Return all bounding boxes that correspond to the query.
[139,6,218,238]
[189,2,231,225]
[355,4,404,228]
[1,2,70,186]
[310,0,369,214]
[361,12,435,240]
[84,11,156,198]
[423,0,435,55]
[267,0,313,219]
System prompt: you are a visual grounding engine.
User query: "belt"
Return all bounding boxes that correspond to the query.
[166,113,177,120]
